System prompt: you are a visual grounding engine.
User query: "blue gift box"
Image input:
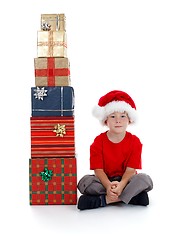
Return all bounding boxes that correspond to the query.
[31,86,74,116]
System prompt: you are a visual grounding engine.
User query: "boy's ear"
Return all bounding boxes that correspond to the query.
[104,119,108,125]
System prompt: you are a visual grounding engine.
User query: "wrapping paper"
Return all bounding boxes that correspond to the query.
[31,86,74,117]
[41,13,66,31]
[30,116,75,158]
[29,157,77,205]
[41,14,57,31]
[57,14,66,31]
[34,57,70,86]
[37,30,67,57]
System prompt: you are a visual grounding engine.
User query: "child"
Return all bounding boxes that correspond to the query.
[77,90,153,210]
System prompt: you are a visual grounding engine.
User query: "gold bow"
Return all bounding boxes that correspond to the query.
[53,124,66,137]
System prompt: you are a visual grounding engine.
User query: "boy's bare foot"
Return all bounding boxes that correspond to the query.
[105,195,121,204]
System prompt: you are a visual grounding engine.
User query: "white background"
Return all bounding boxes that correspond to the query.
[1,0,174,239]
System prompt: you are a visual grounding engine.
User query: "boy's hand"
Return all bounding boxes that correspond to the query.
[105,182,122,204]
[106,182,119,202]
[111,181,125,196]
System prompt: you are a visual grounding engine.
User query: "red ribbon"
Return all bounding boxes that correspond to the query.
[35,58,70,86]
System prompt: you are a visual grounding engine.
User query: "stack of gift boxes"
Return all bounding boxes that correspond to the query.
[29,14,77,205]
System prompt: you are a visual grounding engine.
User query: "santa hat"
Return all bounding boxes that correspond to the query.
[92,90,137,125]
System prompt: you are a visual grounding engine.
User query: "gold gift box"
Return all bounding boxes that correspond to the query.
[41,13,66,31]
[34,57,71,86]
[37,30,67,58]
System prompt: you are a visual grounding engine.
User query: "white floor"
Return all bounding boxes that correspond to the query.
[1,187,173,239]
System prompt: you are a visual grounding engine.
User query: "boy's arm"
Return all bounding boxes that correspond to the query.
[94,169,110,189]
[120,167,136,187]
[94,169,117,201]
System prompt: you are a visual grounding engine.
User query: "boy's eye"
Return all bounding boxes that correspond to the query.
[121,115,126,118]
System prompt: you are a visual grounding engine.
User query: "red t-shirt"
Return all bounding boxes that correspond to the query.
[90,131,142,177]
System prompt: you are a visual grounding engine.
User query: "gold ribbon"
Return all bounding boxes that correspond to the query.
[37,31,67,57]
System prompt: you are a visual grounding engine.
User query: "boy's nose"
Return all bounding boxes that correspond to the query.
[115,118,120,123]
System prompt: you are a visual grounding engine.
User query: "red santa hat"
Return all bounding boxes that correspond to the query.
[92,90,137,125]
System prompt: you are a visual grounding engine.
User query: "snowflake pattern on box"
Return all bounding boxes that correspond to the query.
[34,87,48,100]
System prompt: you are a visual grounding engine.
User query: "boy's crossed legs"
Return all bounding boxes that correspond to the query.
[77,173,153,210]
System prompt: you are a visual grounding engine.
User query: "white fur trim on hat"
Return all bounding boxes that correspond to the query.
[92,100,137,125]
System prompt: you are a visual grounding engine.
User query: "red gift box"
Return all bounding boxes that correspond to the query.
[29,157,77,205]
[34,57,71,86]
[30,116,75,158]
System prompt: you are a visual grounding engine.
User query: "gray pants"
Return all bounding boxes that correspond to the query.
[77,173,153,204]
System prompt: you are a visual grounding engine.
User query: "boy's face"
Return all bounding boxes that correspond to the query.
[106,111,129,134]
